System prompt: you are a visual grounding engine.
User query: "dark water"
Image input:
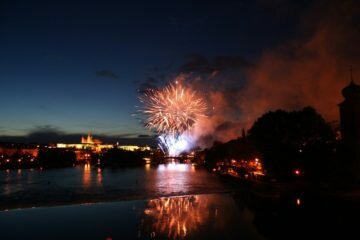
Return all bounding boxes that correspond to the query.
[0,194,265,240]
[0,163,231,210]
[0,163,359,239]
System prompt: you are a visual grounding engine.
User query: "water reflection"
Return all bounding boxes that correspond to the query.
[0,194,263,240]
[140,196,210,238]
[1,164,229,210]
[138,194,264,239]
[191,163,196,172]
[154,163,195,194]
[3,171,11,196]
[157,162,191,172]
[83,163,91,188]
[96,167,103,186]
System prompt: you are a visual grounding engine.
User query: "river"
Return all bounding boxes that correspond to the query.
[0,163,234,210]
[0,163,358,239]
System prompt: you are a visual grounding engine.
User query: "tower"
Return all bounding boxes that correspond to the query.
[87,133,93,144]
[339,68,360,175]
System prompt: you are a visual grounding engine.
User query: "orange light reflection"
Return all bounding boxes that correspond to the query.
[83,163,91,188]
[96,167,102,186]
[141,196,210,239]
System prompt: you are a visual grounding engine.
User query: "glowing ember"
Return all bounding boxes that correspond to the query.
[139,81,207,156]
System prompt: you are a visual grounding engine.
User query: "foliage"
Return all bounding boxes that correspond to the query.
[248,106,335,179]
[101,148,144,167]
[37,148,76,167]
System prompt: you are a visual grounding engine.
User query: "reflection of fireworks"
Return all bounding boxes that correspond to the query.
[139,81,206,156]
[140,196,210,239]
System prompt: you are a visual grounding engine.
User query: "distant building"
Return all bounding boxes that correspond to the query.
[0,143,38,158]
[57,133,112,153]
[81,133,101,145]
[56,133,151,157]
[339,71,360,175]
[117,145,151,151]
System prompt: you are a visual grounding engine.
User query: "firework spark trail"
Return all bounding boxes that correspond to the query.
[140,82,207,135]
[158,134,194,157]
[139,81,207,156]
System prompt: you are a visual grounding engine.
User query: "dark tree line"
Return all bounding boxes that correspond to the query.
[100,148,145,167]
[37,148,76,167]
[248,107,335,180]
[204,106,337,182]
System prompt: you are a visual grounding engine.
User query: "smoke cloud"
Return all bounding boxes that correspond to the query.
[188,0,360,147]
[138,0,360,149]
[240,0,360,127]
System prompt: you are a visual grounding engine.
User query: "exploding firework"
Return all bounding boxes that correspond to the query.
[158,134,194,157]
[140,82,207,135]
[139,81,207,156]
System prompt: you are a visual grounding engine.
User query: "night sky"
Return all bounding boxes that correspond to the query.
[0,0,358,143]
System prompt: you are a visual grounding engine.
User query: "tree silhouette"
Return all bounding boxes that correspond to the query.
[248,106,334,179]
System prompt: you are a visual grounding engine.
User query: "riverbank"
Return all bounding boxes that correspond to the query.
[217,170,360,205]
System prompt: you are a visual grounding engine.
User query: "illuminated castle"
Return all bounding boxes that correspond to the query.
[57,133,112,152]
[81,133,102,145]
[56,133,150,154]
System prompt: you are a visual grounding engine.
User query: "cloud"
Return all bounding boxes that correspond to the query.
[215,121,240,132]
[0,125,157,146]
[137,65,173,93]
[95,70,119,79]
[25,125,77,143]
[112,133,138,138]
[138,77,159,93]
[137,134,154,138]
[180,54,253,75]
[37,105,49,111]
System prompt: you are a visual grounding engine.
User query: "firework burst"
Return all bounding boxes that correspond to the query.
[139,81,207,156]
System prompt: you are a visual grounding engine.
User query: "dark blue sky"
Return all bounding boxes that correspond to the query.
[0,0,307,140]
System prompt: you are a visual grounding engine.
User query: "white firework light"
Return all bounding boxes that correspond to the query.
[139,81,207,156]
